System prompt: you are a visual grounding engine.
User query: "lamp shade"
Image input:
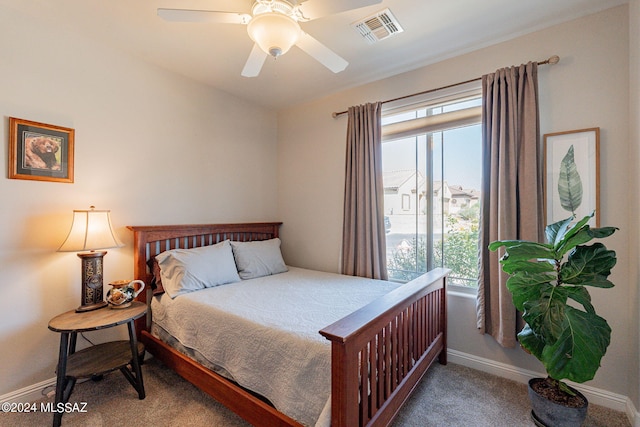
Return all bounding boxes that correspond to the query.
[247,12,301,57]
[58,207,123,252]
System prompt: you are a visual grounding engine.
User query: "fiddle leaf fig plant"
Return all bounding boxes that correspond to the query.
[489,213,617,391]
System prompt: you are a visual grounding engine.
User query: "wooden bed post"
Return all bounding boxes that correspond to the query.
[329,340,360,427]
[438,276,448,366]
[131,227,152,338]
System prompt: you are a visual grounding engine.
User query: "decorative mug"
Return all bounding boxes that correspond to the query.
[106,280,145,309]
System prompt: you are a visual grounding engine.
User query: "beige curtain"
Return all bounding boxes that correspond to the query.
[341,102,388,280]
[476,62,544,347]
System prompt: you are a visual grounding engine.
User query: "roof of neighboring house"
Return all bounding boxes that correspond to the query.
[383,170,425,191]
[384,172,479,198]
[448,185,479,199]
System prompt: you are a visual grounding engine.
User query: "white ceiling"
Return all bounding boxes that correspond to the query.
[2,0,627,109]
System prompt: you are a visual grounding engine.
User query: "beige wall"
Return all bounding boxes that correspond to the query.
[629,0,640,409]
[278,5,635,403]
[0,5,278,395]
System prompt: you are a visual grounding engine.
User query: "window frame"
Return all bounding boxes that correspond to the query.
[381,81,482,292]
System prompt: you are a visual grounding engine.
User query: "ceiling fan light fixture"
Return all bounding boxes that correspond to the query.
[247,12,301,58]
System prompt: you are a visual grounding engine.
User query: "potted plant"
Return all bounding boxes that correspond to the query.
[489,213,617,426]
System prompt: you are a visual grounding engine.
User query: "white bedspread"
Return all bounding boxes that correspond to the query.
[151,266,399,427]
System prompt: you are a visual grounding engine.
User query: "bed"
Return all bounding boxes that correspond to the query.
[128,222,449,427]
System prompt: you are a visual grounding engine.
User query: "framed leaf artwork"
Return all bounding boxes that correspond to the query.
[544,128,600,226]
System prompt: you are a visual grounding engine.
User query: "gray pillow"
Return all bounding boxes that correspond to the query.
[156,240,240,298]
[230,238,288,280]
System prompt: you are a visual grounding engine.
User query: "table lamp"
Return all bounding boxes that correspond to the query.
[58,206,124,312]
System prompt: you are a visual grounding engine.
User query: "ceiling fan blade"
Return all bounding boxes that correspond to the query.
[157,8,250,24]
[241,43,268,77]
[296,0,382,21]
[296,32,348,73]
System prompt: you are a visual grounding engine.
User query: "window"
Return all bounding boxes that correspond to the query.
[382,85,481,288]
[401,194,411,210]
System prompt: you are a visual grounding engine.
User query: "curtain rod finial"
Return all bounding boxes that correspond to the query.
[548,55,560,65]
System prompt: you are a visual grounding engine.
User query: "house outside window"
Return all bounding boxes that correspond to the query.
[381,83,481,289]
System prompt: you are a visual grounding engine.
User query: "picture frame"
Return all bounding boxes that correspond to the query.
[9,117,74,183]
[544,127,600,227]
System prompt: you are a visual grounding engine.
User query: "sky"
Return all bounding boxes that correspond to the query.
[382,123,482,191]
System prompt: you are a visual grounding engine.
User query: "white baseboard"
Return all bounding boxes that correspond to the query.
[447,349,639,426]
[0,377,56,405]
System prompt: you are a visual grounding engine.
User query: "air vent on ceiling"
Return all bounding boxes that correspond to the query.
[351,8,403,44]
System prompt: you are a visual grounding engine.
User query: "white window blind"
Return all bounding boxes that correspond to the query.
[382,106,481,141]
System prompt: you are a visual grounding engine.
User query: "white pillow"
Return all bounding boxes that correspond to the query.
[156,240,240,298]
[230,238,288,280]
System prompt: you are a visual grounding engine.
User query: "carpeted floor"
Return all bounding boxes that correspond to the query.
[0,358,630,426]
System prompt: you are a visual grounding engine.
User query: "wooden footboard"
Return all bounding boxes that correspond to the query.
[320,268,449,427]
[128,223,448,427]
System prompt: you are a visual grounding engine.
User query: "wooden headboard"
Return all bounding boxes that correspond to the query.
[126,222,282,331]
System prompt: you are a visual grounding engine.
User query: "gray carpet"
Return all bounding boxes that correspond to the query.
[1,358,630,426]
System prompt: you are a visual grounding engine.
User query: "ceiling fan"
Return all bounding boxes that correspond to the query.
[157,0,382,77]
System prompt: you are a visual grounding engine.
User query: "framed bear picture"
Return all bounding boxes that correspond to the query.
[9,117,74,183]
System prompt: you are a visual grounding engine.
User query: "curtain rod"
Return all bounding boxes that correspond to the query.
[331,55,560,118]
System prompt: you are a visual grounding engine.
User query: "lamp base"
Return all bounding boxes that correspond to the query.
[76,300,108,313]
[77,251,108,312]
